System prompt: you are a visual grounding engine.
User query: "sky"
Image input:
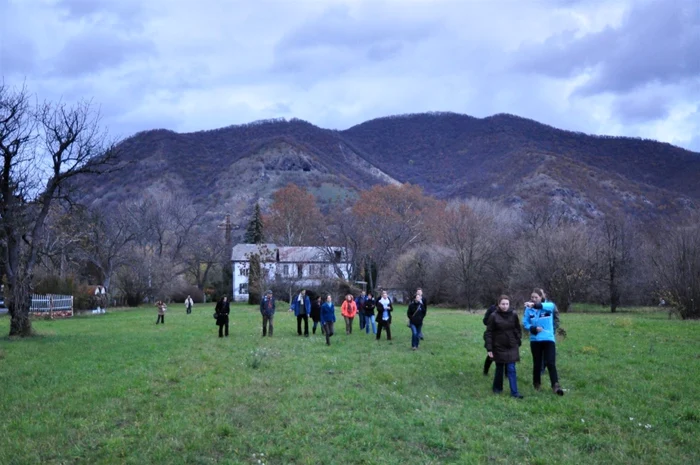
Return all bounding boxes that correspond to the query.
[1,0,699,151]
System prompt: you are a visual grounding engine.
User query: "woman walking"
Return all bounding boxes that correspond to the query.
[310,295,322,335]
[341,294,358,335]
[523,289,564,395]
[375,290,393,341]
[484,295,523,398]
[363,292,377,335]
[155,300,167,324]
[215,296,230,337]
[320,295,336,346]
[482,302,498,375]
[407,293,427,350]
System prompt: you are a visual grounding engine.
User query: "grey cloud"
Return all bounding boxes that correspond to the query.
[612,93,671,123]
[272,4,438,76]
[514,0,700,95]
[55,0,144,22]
[0,37,37,75]
[51,32,155,78]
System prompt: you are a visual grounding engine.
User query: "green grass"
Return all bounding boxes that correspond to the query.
[1,305,698,464]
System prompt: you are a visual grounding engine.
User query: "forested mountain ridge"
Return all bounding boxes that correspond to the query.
[74,112,699,229]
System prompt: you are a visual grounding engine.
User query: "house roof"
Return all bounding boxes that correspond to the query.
[230,243,278,261]
[231,243,348,263]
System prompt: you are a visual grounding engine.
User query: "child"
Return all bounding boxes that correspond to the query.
[484,295,523,398]
[320,295,336,346]
[155,300,167,324]
[523,289,564,396]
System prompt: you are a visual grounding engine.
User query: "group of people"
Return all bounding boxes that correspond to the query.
[483,288,564,399]
[286,288,427,348]
[206,285,565,399]
[154,295,195,325]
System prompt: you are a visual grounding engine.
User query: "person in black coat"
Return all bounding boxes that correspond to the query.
[482,303,498,375]
[484,295,523,398]
[310,295,322,334]
[215,296,230,338]
[375,290,393,341]
[407,294,427,350]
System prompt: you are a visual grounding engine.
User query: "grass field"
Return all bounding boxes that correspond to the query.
[1,304,698,465]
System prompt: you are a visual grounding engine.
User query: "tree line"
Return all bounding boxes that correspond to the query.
[255,184,700,320]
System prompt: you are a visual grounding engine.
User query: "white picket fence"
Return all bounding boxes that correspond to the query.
[30,294,74,318]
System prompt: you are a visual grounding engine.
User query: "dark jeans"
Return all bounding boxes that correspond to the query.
[410,323,422,348]
[312,320,320,334]
[262,314,274,336]
[344,316,354,334]
[376,320,392,340]
[493,362,520,397]
[156,315,164,324]
[186,305,192,314]
[218,322,229,337]
[484,354,494,375]
[323,322,334,345]
[359,312,365,330]
[531,341,559,387]
[297,314,309,335]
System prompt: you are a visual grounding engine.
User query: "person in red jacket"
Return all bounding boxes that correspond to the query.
[341,294,358,335]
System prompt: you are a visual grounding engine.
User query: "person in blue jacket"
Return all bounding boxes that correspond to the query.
[523,288,564,395]
[292,289,311,337]
[320,294,336,346]
[535,288,560,374]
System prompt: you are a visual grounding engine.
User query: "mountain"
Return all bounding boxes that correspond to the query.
[74,112,700,229]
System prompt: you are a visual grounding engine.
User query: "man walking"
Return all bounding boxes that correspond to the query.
[292,289,311,337]
[260,290,276,337]
[355,291,367,331]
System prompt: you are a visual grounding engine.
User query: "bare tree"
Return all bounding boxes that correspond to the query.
[76,202,141,294]
[442,199,519,309]
[0,83,117,336]
[183,229,227,301]
[650,215,700,319]
[594,218,635,312]
[512,223,597,312]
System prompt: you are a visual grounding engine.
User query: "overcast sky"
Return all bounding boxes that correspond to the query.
[2,0,698,151]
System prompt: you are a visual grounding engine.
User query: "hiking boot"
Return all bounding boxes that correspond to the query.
[534,383,541,391]
[553,383,564,396]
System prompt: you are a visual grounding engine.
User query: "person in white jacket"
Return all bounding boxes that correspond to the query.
[185,295,194,314]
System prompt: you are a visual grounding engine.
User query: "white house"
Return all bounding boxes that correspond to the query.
[231,243,351,302]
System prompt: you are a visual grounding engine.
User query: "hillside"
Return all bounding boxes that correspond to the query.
[74,112,700,230]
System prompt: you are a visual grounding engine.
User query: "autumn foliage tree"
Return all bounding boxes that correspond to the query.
[350,184,443,291]
[264,184,324,246]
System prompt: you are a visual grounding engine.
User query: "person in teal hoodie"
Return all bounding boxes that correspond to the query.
[523,288,564,395]
[320,294,336,346]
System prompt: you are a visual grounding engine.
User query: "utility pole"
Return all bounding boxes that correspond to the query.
[218,214,232,246]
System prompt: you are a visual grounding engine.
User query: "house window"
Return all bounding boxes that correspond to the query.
[309,264,318,276]
[297,264,303,278]
[283,264,289,276]
[239,283,248,294]
[239,267,249,277]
